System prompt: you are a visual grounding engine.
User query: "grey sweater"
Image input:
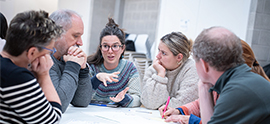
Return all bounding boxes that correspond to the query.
[50,56,93,113]
[141,59,199,109]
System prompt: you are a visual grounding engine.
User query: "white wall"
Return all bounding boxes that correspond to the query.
[57,0,94,56]
[154,0,252,58]
[0,0,58,24]
[0,0,93,56]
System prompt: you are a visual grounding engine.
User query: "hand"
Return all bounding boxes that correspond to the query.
[96,72,120,86]
[198,80,213,93]
[198,79,214,124]
[110,87,129,102]
[67,46,87,69]
[63,54,85,68]
[153,59,166,77]
[165,115,190,124]
[158,106,180,119]
[30,54,53,79]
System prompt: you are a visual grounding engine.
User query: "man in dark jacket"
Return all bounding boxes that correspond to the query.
[161,26,270,124]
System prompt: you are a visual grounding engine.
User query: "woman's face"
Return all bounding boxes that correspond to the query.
[100,35,124,69]
[156,41,179,70]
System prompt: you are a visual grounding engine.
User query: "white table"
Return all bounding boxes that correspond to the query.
[59,105,176,124]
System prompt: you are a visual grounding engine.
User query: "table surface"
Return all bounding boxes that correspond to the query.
[59,105,176,124]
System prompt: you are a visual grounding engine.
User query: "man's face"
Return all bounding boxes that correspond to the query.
[55,15,84,57]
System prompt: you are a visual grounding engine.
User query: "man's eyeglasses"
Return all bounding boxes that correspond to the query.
[41,47,57,55]
[100,44,123,52]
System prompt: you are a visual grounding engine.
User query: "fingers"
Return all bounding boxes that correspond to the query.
[163,108,173,119]
[68,46,79,55]
[102,79,108,87]
[109,97,116,102]
[109,87,129,102]
[165,115,189,123]
[68,46,86,58]
[31,58,39,71]
[122,87,129,94]
[165,115,180,123]
[113,71,120,75]
[110,72,119,82]
[158,105,166,116]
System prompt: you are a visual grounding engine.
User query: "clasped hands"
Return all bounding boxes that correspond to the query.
[96,72,129,103]
[63,46,87,69]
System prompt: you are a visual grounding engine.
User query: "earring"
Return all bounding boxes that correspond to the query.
[177,61,181,65]
[122,55,124,58]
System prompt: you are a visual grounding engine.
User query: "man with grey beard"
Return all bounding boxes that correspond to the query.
[49,9,92,113]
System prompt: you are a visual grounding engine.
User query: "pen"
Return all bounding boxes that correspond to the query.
[162,96,170,119]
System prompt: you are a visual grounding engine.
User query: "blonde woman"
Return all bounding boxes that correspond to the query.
[141,32,199,109]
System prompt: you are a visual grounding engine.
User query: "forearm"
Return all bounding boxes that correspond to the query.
[50,61,81,112]
[71,72,93,107]
[38,74,61,105]
[178,99,201,117]
[199,83,214,124]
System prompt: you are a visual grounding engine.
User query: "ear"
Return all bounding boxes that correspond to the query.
[176,53,183,62]
[27,47,38,61]
[122,44,126,53]
[200,58,209,73]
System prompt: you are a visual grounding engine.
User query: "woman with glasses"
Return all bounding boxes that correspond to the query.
[0,10,62,123]
[87,18,141,107]
[141,32,199,110]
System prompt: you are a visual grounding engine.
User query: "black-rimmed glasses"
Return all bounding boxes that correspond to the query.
[100,44,123,52]
[41,47,57,55]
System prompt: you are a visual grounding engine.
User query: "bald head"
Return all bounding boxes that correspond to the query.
[208,27,234,39]
[192,26,244,71]
[49,9,81,31]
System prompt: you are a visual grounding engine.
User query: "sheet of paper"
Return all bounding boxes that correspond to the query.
[65,119,108,124]
[82,111,174,124]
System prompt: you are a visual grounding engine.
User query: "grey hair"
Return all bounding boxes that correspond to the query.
[49,9,81,31]
[160,32,193,64]
[192,26,244,71]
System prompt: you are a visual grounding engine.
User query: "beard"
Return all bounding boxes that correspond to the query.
[55,36,69,56]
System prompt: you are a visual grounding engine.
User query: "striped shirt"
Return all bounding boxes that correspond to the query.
[0,55,62,124]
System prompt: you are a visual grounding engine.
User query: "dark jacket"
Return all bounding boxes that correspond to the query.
[208,64,270,124]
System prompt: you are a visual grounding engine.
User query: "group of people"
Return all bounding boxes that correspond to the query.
[1,9,270,124]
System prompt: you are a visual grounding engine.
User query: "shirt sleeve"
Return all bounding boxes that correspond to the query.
[140,66,169,109]
[177,99,201,117]
[70,66,93,108]
[125,64,141,107]
[50,60,92,113]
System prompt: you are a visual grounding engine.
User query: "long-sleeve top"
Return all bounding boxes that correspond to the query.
[0,55,62,124]
[50,56,93,113]
[141,59,199,109]
[178,64,270,124]
[89,59,141,107]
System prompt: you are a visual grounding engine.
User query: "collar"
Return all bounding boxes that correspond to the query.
[209,64,251,94]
